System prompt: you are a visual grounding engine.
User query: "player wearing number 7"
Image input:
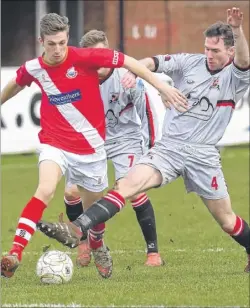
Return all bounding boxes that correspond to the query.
[38,8,250,273]
[63,30,164,267]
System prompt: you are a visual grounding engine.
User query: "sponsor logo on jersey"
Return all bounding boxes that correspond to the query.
[112,50,119,65]
[184,96,214,121]
[48,89,82,105]
[105,110,118,128]
[66,66,78,79]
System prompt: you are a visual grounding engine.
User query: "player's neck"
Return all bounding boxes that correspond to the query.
[99,68,114,85]
[42,48,68,66]
[205,58,232,75]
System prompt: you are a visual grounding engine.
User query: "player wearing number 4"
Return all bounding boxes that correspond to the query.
[0,13,187,279]
[62,30,164,268]
[38,8,250,272]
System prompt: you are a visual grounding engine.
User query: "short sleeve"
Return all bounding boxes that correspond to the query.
[16,64,33,87]
[73,47,125,69]
[153,54,185,73]
[231,62,250,102]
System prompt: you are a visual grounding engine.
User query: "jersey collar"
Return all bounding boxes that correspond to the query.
[205,59,232,75]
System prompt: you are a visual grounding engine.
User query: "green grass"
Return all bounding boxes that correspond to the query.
[1,146,249,307]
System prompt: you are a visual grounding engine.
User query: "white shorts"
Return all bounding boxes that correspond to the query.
[37,144,108,193]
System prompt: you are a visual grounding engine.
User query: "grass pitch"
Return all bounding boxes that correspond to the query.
[1,146,249,307]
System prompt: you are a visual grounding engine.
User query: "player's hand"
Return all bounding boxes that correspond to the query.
[227,7,243,29]
[121,71,137,89]
[159,83,188,112]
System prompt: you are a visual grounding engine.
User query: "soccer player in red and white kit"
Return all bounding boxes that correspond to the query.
[0,13,187,279]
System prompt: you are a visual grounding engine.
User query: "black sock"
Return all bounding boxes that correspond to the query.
[64,197,83,222]
[132,196,158,254]
[73,191,124,232]
[231,219,250,254]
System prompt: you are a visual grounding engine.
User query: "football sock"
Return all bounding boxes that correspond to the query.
[10,197,47,260]
[229,216,250,254]
[131,194,158,253]
[64,197,83,222]
[89,223,106,250]
[74,190,125,231]
[65,197,106,248]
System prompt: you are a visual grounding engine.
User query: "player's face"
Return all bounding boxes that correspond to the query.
[41,31,69,64]
[92,42,111,79]
[204,37,234,71]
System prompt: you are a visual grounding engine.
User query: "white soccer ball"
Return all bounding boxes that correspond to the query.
[36,250,73,284]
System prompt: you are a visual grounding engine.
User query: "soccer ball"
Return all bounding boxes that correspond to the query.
[36,250,73,284]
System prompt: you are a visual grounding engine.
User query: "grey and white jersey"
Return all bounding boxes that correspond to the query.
[100,68,155,150]
[154,53,249,145]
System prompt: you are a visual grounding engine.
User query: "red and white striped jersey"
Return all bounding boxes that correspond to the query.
[15,47,124,154]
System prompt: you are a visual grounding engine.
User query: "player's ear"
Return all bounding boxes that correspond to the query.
[228,46,235,58]
[38,36,44,46]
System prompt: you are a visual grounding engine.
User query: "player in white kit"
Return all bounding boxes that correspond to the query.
[61,30,164,267]
[38,8,250,272]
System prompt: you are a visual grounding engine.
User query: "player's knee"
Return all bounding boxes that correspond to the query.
[35,184,56,204]
[115,177,132,192]
[64,185,80,201]
[220,215,237,234]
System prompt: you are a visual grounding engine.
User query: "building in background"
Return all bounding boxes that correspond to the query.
[2,0,249,66]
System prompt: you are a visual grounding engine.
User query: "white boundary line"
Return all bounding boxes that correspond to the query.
[2,247,241,256]
[0,305,246,308]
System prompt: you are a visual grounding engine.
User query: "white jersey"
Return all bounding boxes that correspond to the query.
[154,53,249,145]
[100,68,155,149]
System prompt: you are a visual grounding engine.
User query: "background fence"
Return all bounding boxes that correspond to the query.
[1,0,249,154]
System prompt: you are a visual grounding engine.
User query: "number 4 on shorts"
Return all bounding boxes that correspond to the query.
[211,176,218,190]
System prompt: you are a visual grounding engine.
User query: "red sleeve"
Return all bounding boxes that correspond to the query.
[16,64,33,87]
[73,47,125,69]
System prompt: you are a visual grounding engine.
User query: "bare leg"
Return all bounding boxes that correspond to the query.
[202,196,250,272]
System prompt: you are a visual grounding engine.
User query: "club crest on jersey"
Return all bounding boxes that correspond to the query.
[66,66,78,79]
[165,55,171,61]
[109,92,119,104]
[210,77,220,90]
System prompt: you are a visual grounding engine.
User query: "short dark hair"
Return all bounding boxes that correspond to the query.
[204,21,234,47]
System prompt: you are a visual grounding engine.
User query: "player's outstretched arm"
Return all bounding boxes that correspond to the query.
[0,78,24,105]
[227,7,249,69]
[139,57,156,72]
[121,57,156,89]
[123,55,188,112]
